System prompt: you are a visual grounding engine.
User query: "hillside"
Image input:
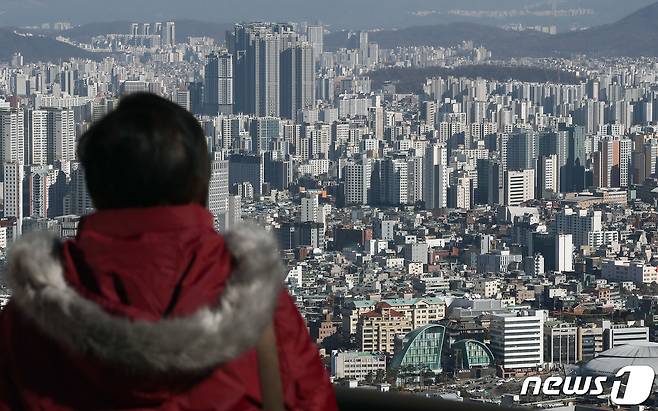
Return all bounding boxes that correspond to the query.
[0,29,94,63]
[0,19,232,63]
[546,2,658,56]
[61,20,233,44]
[369,65,582,95]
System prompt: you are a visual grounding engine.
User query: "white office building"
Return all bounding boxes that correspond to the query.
[555,234,574,273]
[490,310,546,376]
[504,169,534,206]
[602,320,649,350]
[331,351,387,381]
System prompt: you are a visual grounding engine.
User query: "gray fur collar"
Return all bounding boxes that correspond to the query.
[6,223,286,375]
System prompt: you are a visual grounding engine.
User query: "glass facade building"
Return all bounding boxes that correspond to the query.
[452,339,495,369]
[391,324,446,373]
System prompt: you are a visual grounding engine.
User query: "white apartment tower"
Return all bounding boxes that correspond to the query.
[538,155,558,198]
[208,151,229,218]
[306,25,324,61]
[301,191,330,228]
[25,109,48,166]
[225,195,242,231]
[46,108,75,164]
[3,162,24,236]
[0,108,25,173]
[344,157,372,205]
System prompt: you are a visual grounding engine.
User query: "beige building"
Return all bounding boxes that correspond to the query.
[577,324,604,362]
[344,297,446,336]
[358,302,413,353]
[474,279,500,298]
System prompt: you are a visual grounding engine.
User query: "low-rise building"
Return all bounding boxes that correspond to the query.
[331,351,387,381]
[601,259,658,284]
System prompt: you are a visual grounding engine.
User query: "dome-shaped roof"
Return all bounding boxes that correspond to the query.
[582,342,658,376]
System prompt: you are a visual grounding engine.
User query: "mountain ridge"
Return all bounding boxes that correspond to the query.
[0,29,95,63]
[326,1,658,57]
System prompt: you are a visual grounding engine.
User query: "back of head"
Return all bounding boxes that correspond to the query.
[78,93,210,210]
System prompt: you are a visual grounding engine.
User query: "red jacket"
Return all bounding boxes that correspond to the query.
[0,205,338,411]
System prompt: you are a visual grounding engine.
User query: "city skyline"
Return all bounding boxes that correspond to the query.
[1,0,657,30]
[5,4,658,409]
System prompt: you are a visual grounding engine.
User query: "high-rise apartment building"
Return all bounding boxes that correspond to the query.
[0,108,25,174]
[171,89,191,112]
[506,131,537,171]
[208,151,229,218]
[163,21,176,47]
[68,162,93,216]
[204,52,234,115]
[280,42,315,120]
[229,23,314,120]
[250,117,281,153]
[229,23,289,117]
[46,108,75,164]
[537,155,558,198]
[344,157,372,205]
[26,166,51,219]
[3,162,23,236]
[306,25,324,62]
[381,157,409,205]
[423,143,448,209]
[593,136,632,188]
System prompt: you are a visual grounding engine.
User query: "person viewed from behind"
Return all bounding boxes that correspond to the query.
[0,93,338,411]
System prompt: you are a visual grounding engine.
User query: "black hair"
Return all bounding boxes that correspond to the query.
[77,92,210,210]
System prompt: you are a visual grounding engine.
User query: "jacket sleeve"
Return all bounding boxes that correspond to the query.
[0,304,21,411]
[274,291,338,411]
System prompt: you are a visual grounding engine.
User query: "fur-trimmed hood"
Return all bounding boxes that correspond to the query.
[5,223,286,376]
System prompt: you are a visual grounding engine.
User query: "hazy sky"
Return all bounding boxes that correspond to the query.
[1,0,656,29]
